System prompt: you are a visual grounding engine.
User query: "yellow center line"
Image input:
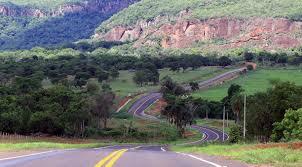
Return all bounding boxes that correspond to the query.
[105,149,128,167]
[94,149,123,167]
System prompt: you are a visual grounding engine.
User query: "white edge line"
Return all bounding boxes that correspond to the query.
[116,99,132,113]
[130,146,141,150]
[93,145,117,150]
[0,150,56,161]
[203,127,220,141]
[207,126,230,141]
[160,147,166,152]
[177,152,224,167]
[133,94,160,118]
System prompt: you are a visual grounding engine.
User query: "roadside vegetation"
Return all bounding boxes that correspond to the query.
[195,119,236,133]
[0,142,105,151]
[0,42,302,167]
[171,142,302,167]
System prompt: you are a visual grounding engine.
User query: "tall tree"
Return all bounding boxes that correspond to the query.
[162,96,195,136]
[90,92,115,129]
[231,93,244,124]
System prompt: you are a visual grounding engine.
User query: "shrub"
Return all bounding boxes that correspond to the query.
[229,125,243,143]
[272,108,302,142]
[247,64,254,71]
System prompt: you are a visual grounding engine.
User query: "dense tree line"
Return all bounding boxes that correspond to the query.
[246,81,302,141]
[0,81,115,137]
[243,50,302,66]
[0,53,233,88]
[160,78,302,142]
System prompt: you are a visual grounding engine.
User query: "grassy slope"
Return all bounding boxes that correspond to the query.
[110,67,232,97]
[192,67,302,101]
[0,117,202,151]
[171,143,302,167]
[0,142,105,151]
[99,0,302,31]
[0,0,81,8]
[195,119,235,133]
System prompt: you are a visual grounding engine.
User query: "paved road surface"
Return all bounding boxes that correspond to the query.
[127,68,246,143]
[183,67,246,91]
[127,92,229,143]
[0,145,247,167]
[0,68,247,167]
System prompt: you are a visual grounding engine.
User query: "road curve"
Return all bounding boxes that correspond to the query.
[0,145,247,167]
[127,68,246,143]
[127,93,228,143]
[0,68,248,167]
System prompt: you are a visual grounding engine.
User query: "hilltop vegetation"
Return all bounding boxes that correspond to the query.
[0,12,109,50]
[0,0,137,50]
[99,0,302,32]
[0,0,81,8]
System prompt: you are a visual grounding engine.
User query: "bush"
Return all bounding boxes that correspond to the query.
[272,108,302,142]
[247,64,254,71]
[112,112,132,119]
[229,125,243,143]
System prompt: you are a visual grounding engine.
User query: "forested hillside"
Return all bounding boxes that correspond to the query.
[0,0,81,9]
[0,0,138,50]
[98,0,302,31]
[95,0,302,51]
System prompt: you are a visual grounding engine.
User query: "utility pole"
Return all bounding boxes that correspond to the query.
[243,94,246,139]
[226,111,229,127]
[223,105,225,142]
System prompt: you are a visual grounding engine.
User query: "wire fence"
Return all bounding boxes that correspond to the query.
[0,132,34,141]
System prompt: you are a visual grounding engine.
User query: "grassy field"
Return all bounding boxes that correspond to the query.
[171,142,302,167]
[110,67,232,97]
[99,0,302,32]
[192,68,302,101]
[0,142,105,151]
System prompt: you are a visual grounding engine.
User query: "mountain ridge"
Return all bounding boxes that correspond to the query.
[94,0,302,51]
[0,0,138,50]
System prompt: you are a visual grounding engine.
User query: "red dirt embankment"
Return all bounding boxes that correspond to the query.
[254,142,302,150]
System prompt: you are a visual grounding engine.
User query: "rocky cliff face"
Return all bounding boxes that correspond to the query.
[0,4,46,17]
[95,11,302,50]
[0,0,138,18]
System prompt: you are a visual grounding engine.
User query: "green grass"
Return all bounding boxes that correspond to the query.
[110,67,233,97]
[0,0,81,9]
[0,142,106,151]
[99,0,302,32]
[117,94,144,113]
[171,143,302,167]
[195,119,235,133]
[192,68,302,101]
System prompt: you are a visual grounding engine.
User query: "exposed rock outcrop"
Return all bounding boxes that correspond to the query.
[0,0,138,18]
[0,4,46,17]
[96,12,302,50]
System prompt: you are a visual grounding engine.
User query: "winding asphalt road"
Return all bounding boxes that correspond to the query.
[127,92,229,143]
[0,145,246,167]
[0,68,247,167]
[127,67,247,143]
